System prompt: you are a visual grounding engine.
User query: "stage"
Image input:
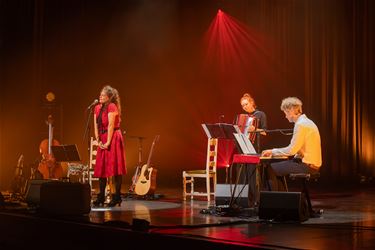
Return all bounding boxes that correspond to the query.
[1,184,375,249]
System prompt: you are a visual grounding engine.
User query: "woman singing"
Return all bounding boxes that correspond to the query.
[93,85,126,207]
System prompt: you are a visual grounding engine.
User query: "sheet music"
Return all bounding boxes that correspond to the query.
[240,133,257,154]
[233,133,257,155]
[234,134,249,154]
[233,125,241,134]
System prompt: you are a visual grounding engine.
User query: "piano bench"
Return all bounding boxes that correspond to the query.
[289,172,320,181]
[288,172,322,218]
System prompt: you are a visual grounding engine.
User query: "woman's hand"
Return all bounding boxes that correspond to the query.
[248,125,256,132]
[99,141,110,149]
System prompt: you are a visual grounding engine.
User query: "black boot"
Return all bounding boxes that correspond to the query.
[93,194,105,207]
[108,175,122,207]
[107,194,122,207]
[93,177,107,207]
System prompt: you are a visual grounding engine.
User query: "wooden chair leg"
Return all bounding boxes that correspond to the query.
[206,176,210,201]
[214,174,217,195]
[191,177,194,200]
[183,176,187,201]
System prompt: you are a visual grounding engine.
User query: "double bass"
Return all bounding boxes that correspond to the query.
[38,115,63,179]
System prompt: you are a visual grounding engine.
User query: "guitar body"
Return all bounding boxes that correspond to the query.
[129,165,142,193]
[134,164,157,196]
[134,135,160,196]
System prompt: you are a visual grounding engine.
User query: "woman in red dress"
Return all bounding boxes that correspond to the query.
[93,85,126,207]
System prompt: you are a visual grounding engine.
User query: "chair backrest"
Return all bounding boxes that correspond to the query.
[206,138,218,173]
[89,137,98,169]
[88,137,99,186]
[88,138,113,195]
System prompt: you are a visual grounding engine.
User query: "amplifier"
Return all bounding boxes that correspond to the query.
[258,191,309,222]
[215,184,249,208]
[40,181,91,215]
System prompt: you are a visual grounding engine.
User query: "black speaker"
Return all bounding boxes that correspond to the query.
[0,192,5,206]
[25,179,54,205]
[215,184,249,208]
[40,181,91,215]
[258,191,309,222]
[132,219,150,232]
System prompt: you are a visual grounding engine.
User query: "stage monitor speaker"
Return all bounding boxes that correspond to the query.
[132,219,150,232]
[40,181,91,215]
[0,192,5,206]
[215,184,249,208]
[25,179,54,205]
[258,191,309,222]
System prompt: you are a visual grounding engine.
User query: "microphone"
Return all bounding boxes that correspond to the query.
[87,99,98,110]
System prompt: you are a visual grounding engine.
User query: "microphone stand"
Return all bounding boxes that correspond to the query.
[135,136,145,166]
[83,107,94,184]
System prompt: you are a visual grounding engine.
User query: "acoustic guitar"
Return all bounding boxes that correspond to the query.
[134,135,160,196]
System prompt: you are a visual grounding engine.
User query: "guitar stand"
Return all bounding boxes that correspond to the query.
[146,193,164,200]
[127,135,145,194]
[124,193,164,200]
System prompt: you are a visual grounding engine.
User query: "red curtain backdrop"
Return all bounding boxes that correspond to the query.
[1,0,374,188]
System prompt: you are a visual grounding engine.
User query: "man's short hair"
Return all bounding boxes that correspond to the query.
[280,97,303,114]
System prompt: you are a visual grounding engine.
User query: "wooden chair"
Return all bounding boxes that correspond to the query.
[88,137,113,201]
[88,137,99,192]
[183,138,218,201]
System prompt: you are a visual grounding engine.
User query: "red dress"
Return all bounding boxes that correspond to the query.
[94,103,127,178]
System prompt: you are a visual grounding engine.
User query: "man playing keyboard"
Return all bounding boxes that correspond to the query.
[261,97,322,191]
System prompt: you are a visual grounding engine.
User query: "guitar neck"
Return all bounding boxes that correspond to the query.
[145,135,160,168]
[145,144,155,168]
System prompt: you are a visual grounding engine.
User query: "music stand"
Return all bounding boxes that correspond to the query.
[202,123,248,215]
[202,123,240,139]
[51,144,81,162]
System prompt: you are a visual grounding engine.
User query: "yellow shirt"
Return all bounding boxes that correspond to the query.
[271,114,322,167]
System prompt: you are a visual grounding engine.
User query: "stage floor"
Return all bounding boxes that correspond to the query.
[1,184,375,249]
